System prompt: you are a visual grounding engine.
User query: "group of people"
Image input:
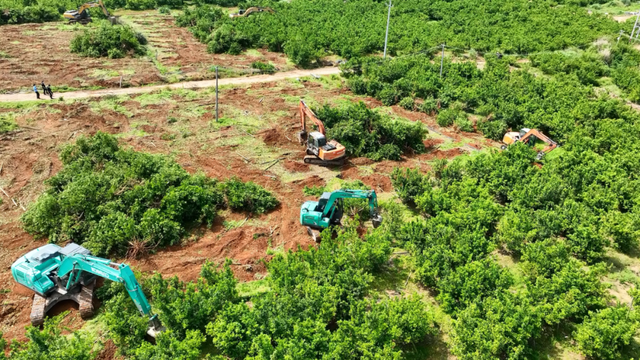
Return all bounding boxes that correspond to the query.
[33,81,53,99]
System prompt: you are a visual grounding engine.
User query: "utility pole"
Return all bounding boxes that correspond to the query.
[630,11,640,42]
[617,30,624,44]
[383,1,392,59]
[215,66,219,122]
[440,43,445,78]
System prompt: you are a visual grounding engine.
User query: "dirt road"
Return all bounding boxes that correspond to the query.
[0,67,341,102]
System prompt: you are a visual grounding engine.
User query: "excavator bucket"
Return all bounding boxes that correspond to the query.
[371,214,383,228]
[146,315,166,339]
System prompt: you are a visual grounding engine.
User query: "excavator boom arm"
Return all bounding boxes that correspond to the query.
[78,0,110,17]
[322,190,378,218]
[520,129,557,153]
[300,100,326,135]
[57,255,152,316]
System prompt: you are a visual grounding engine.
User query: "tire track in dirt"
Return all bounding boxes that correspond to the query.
[0,67,342,102]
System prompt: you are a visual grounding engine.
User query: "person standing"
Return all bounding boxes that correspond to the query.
[47,84,53,99]
[33,84,40,99]
[41,81,48,96]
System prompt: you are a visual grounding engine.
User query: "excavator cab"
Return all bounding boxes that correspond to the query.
[307,132,337,156]
[298,101,346,166]
[500,128,557,160]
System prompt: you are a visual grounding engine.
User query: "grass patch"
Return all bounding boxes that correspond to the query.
[134,89,176,106]
[89,95,134,117]
[91,68,135,79]
[237,279,270,298]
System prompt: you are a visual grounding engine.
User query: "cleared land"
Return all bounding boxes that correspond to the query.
[0,74,495,343]
[0,10,294,94]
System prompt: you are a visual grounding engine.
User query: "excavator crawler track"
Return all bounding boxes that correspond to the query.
[29,279,96,326]
[303,156,344,167]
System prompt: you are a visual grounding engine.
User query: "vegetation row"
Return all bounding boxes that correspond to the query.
[21,132,279,258]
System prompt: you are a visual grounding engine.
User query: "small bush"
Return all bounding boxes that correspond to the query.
[399,96,415,111]
[574,306,639,360]
[303,185,325,197]
[419,97,438,114]
[437,108,457,127]
[251,61,276,74]
[0,114,18,133]
[390,167,429,204]
[454,115,473,132]
[158,5,171,14]
[221,177,279,214]
[70,21,146,58]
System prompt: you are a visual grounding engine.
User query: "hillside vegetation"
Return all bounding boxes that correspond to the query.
[177,0,620,66]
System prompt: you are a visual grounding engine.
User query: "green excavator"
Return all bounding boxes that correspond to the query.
[300,189,383,241]
[11,243,164,338]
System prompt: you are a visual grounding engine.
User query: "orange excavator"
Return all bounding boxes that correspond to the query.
[64,0,117,25]
[229,7,275,18]
[501,128,557,160]
[298,100,346,166]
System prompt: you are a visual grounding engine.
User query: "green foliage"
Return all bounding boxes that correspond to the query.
[21,132,276,257]
[303,185,325,196]
[450,291,543,360]
[157,5,170,14]
[175,0,618,66]
[0,1,60,25]
[221,177,279,214]
[574,306,639,360]
[529,51,608,85]
[131,330,204,360]
[7,314,97,360]
[437,258,513,314]
[148,261,239,338]
[250,61,276,74]
[208,226,433,359]
[314,101,427,160]
[100,224,433,359]
[0,113,18,133]
[70,21,146,59]
[390,167,429,205]
[398,96,415,111]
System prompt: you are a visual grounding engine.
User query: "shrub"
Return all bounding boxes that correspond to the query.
[314,101,427,160]
[399,96,415,111]
[21,132,276,256]
[158,5,171,14]
[251,61,276,74]
[418,97,439,114]
[0,113,18,133]
[4,314,96,359]
[438,107,469,129]
[70,21,146,58]
[574,306,639,360]
[0,4,60,25]
[390,167,429,204]
[221,177,279,214]
[454,114,473,132]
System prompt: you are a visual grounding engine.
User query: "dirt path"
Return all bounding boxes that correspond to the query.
[0,67,341,102]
